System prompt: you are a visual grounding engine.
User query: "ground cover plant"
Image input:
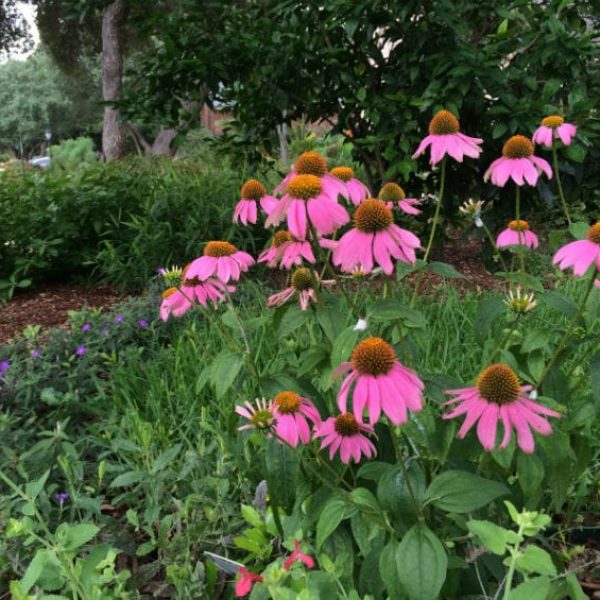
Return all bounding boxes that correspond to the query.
[1,109,600,599]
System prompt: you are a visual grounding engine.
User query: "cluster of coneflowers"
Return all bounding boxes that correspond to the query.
[154,109,599,594]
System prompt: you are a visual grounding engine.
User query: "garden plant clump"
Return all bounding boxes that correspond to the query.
[1,109,600,599]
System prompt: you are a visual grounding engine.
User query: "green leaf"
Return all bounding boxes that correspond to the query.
[212,351,244,399]
[316,496,355,551]
[425,470,509,513]
[540,291,577,318]
[151,444,182,474]
[357,460,392,482]
[379,542,407,599]
[396,524,447,600]
[565,143,586,163]
[566,572,588,600]
[515,545,557,576]
[20,549,48,593]
[276,304,308,339]
[474,296,505,344]
[591,352,600,409]
[467,520,511,555]
[497,18,508,35]
[349,487,380,512]
[316,299,346,343]
[63,523,99,551]
[424,261,466,280]
[25,470,50,500]
[539,432,574,509]
[331,327,359,368]
[507,575,551,600]
[109,470,147,488]
[569,221,589,240]
[492,122,508,139]
[265,438,299,514]
[517,453,545,498]
[377,462,426,529]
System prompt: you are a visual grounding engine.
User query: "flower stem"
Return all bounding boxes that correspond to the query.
[410,158,446,307]
[490,314,521,362]
[536,269,597,390]
[481,221,508,273]
[389,425,423,520]
[552,144,572,226]
[514,185,526,289]
[501,524,525,600]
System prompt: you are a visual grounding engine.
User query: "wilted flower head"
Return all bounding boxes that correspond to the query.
[505,287,536,314]
[236,398,276,432]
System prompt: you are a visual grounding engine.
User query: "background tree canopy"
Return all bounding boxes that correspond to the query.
[123,0,600,203]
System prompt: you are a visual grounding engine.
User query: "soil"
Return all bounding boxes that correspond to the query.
[0,283,124,344]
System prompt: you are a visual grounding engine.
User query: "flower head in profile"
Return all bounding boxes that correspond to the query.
[257,230,315,269]
[313,412,376,464]
[532,115,576,148]
[159,286,193,321]
[54,492,69,507]
[459,199,485,227]
[330,166,370,205]
[158,265,183,287]
[505,287,536,314]
[266,173,350,240]
[234,178,277,225]
[272,391,321,447]
[484,135,552,187]
[185,241,255,284]
[496,220,539,250]
[378,183,423,215]
[443,363,560,453]
[329,199,421,275]
[274,151,347,200]
[412,110,483,165]
[235,567,263,597]
[553,222,600,277]
[267,267,335,311]
[283,540,315,570]
[335,337,424,425]
[235,398,275,432]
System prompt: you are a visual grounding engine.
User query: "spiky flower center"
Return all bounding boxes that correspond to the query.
[477,364,521,405]
[502,135,534,158]
[330,166,354,182]
[288,174,323,200]
[353,199,393,233]
[429,110,460,135]
[274,391,301,414]
[334,413,360,436]
[378,182,406,202]
[241,178,266,200]
[162,287,178,299]
[541,115,565,128]
[273,230,293,247]
[251,408,275,430]
[291,267,316,291]
[508,219,529,232]
[204,241,237,257]
[587,223,600,244]
[295,151,328,177]
[352,337,396,376]
[160,266,183,287]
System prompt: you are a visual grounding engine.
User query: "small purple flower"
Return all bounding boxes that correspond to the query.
[75,345,87,357]
[31,348,42,359]
[114,314,125,324]
[54,492,69,507]
[157,266,166,275]
[81,322,92,333]
[100,326,110,335]
[137,319,149,329]
[0,359,9,378]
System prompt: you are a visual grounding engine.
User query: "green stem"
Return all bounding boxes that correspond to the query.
[502,525,525,600]
[552,144,571,226]
[536,269,598,390]
[389,426,423,520]
[481,221,508,273]
[515,185,526,289]
[490,315,521,363]
[410,158,446,307]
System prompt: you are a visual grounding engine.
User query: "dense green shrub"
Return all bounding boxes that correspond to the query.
[49,136,98,171]
[0,157,268,293]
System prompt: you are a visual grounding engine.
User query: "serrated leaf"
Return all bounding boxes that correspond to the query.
[20,549,48,593]
[507,575,551,600]
[467,520,510,555]
[109,470,147,488]
[151,444,181,474]
[63,523,99,551]
[515,545,557,577]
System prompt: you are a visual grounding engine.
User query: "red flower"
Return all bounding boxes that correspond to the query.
[235,567,263,597]
[283,540,315,570]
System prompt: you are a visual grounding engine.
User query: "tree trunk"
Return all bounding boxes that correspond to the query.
[148,127,179,156]
[102,0,125,161]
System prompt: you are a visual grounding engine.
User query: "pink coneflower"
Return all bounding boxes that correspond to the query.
[313,413,376,464]
[378,183,423,215]
[443,363,560,453]
[274,151,347,200]
[283,540,315,570]
[235,398,275,432]
[273,391,321,447]
[159,286,194,321]
[553,223,600,276]
[233,179,277,225]
[257,230,315,269]
[412,110,483,165]
[267,267,335,311]
[329,199,420,274]
[266,174,350,240]
[330,166,370,205]
[484,135,552,187]
[335,337,424,425]
[532,115,577,148]
[496,220,539,249]
[235,567,263,597]
[185,241,255,284]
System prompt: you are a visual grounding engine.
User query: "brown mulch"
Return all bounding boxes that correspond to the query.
[0,283,125,345]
